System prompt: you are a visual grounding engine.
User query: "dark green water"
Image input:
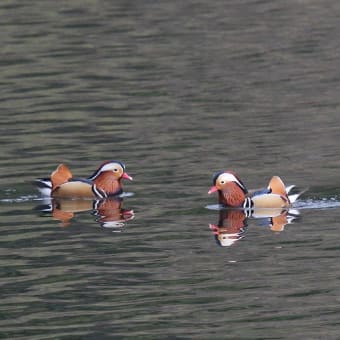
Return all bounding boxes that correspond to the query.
[1,1,340,339]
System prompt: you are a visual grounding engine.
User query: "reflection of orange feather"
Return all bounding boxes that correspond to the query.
[52,209,74,227]
[268,176,288,198]
[97,198,122,211]
[96,199,122,221]
[219,209,246,232]
[271,212,289,232]
[51,164,73,190]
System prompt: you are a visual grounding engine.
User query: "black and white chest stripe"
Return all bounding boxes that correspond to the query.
[92,184,108,199]
[243,197,254,217]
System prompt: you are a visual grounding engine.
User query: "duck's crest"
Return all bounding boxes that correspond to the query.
[212,171,224,184]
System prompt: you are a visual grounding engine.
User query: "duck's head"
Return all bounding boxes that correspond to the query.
[89,161,133,181]
[208,171,247,194]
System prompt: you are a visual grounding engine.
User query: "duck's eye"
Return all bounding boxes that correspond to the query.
[113,168,118,172]
[220,180,225,184]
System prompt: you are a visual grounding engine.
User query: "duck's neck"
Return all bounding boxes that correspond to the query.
[93,172,122,196]
[219,183,246,207]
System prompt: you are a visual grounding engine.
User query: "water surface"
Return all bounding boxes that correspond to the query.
[1,0,340,338]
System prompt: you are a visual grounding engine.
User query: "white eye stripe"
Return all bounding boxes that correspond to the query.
[101,163,122,172]
[218,173,246,190]
[218,173,238,183]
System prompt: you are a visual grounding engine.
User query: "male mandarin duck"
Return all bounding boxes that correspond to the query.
[208,171,301,209]
[35,161,133,199]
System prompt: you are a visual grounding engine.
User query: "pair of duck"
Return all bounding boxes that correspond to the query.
[35,161,302,208]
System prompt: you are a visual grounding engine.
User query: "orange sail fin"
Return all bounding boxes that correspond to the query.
[51,164,73,190]
[268,176,288,198]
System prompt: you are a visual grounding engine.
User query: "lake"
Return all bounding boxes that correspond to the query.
[1,1,340,338]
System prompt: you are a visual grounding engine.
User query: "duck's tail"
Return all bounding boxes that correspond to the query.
[34,178,52,197]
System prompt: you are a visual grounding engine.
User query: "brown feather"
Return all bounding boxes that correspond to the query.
[51,164,73,190]
[93,172,122,196]
[219,182,246,207]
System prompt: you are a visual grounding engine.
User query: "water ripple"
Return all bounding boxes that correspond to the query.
[206,197,340,211]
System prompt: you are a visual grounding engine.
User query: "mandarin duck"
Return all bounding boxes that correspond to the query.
[208,171,301,209]
[35,161,132,199]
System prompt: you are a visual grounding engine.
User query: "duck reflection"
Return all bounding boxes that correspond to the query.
[251,208,298,232]
[92,198,134,229]
[209,208,299,247]
[35,197,134,228]
[210,209,248,247]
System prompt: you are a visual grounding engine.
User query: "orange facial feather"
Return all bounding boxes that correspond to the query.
[93,172,122,196]
[219,182,246,207]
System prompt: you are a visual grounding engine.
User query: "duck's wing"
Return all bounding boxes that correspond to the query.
[52,178,95,198]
